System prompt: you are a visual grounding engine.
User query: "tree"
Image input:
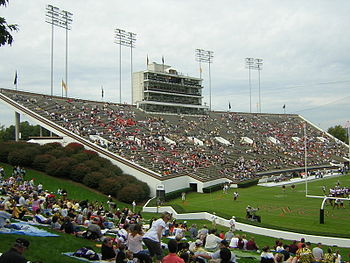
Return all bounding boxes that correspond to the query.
[328,125,348,143]
[0,0,18,46]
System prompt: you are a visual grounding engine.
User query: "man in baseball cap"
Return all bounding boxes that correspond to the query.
[0,238,30,263]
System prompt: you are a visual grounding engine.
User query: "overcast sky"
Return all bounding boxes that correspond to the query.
[1,0,350,130]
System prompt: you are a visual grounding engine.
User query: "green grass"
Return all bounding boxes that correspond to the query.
[166,174,350,236]
[1,163,350,262]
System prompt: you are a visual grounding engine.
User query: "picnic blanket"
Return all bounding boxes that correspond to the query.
[0,222,59,237]
[63,252,110,263]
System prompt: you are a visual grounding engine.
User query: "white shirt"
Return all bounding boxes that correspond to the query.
[204,234,221,250]
[229,237,239,248]
[143,218,166,242]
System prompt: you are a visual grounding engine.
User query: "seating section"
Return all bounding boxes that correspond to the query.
[1,89,347,183]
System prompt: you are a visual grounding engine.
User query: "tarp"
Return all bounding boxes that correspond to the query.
[0,222,59,237]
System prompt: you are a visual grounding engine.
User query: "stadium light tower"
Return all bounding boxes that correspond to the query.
[304,122,308,196]
[196,49,214,111]
[255,59,263,113]
[245,58,254,113]
[60,10,73,97]
[45,5,61,96]
[114,28,136,104]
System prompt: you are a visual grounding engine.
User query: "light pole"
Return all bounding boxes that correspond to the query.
[45,5,61,96]
[61,10,73,97]
[304,122,308,196]
[114,28,136,104]
[245,58,254,113]
[196,49,214,111]
[255,58,263,113]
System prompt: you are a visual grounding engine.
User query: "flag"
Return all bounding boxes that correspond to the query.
[62,79,67,91]
[147,54,149,66]
[229,102,231,110]
[101,86,104,98]
[162,55,164,64]
[283,104,286,109]
[14,71,17,85]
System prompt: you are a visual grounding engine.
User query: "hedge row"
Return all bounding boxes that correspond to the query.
[165,187,192,201]
[237,179,259,188]
[203,183,223,193]
[0,141,150,203]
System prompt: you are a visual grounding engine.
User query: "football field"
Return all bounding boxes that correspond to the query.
[168,173,350,237]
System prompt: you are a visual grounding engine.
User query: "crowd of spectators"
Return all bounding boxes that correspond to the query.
[2,89,348,183]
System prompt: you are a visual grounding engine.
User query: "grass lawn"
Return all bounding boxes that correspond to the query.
[167,174,350,236]
[1,163,350,262]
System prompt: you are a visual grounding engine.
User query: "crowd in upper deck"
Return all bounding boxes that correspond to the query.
[2,89,347,182]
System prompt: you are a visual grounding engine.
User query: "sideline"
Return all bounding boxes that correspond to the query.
[142,201,350,248]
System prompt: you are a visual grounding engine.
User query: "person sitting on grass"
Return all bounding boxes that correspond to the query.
[101,237,116,260]
[162,239,185,263]
[260,246,275,263]
[193,240,237,263]
[34,208,51,224]
[204,229,222,251]
[0,238,30,263]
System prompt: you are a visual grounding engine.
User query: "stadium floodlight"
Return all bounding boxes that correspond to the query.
[304,122,308,196]
[114,28,136,104]
[245,58,254,113]
[45,5,61,96]
[60,10,73,97]
[254,59,263,113]
[196,49,214,111]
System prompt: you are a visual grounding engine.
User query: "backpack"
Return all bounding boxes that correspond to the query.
[73,247,99,260]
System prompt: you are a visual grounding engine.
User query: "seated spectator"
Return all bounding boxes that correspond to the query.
[188,224,198,239]
[0,238,30,263]
[51,215,61,230]
[323,248,336,263]
[60,216,75,234]
[224,229,234,242]
[162,239,185,263]
[34,209,51,224]
[101,237,116,260]
[204,229,221,251]
[260,246,275,263]
[194,240,237,263]
[85,217,102,240]
[312,243,324,262]
[0,204,12,228]
[246,237,259,251]
[279,245,291,262]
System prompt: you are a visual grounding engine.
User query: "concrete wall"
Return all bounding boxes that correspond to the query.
[143,204,350,248]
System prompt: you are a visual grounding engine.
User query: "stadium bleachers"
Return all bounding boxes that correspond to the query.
[1,89,348,183]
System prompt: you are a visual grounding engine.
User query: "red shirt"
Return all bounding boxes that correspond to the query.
[162,253,185,263]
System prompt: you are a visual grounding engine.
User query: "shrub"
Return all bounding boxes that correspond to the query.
[39,142,62,153]
[203,184,223,193]
[237,179,259,188]
[71,152,90,163]
[65,142,84,153]
[118,184,144,203]
[165,188,192,201]
[82,160,101,171]
[82,149,98,159]
[83,172,105,188]
[7,148,36,167]
[32,154,56,171]
[98,177,120,196]
[70,164,91,182]
[48,149,66,159]
[92,156,112,168]
[46,159,71,177]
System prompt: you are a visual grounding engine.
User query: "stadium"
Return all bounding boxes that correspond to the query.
[1,61,349,196]
[1,1,350,262]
